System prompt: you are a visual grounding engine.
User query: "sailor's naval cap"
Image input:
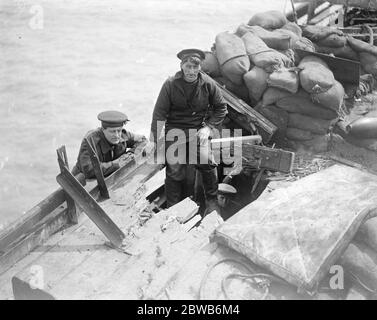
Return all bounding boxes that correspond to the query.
[218,183,237,195]
[97,110,129,128]
[177,48,205,61]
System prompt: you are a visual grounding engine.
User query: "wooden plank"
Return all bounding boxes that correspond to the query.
[295,49,360,85]
[0,207,71,276]
[163,197,199,224]
[0,153,150,277]
[0,189,66,251]
[210,76,277,143]
[56,165,125,249]
[9,161,162,299]
[84,138,110,199]
[242,144,295,173]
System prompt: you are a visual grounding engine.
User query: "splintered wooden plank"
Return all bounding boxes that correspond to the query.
[210,75,277,143]
[56,166,125,249]
[163,197,199,224]
[15,209,221,300]
[0,154,151,278]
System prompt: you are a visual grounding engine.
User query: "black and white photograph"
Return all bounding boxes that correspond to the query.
[1,0,377,303]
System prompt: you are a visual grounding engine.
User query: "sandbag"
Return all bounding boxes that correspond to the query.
[311,80,345,112]
[262,87,292,106]
[242,32,292,72]
[292,37,315,52]
[215,32,250,85]
[278,48,295,65]
[247,10,287,30]
[276,93,338,120]
[315,44,359,61]
[201,51,221,77]
[316,33,347,48]
[255,104,288,133]
[302,25,344,42]
[299,134,331,153]
[267,68,300,93]
[288,113,331,135]
[215,32,247,65]
[347,35,377,56]
[281,21,302,38]
[243,67,268,101]
[360,52,377,77]
[340,241,377,292]
[355,216,377,253]
[254,104,288,143]
[236,24,291,50]
[299,55,335,93]
[213,76,250,103]
[286,127,313,141]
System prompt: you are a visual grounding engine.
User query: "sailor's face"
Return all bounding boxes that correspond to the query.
[181,61,200,82]
[217,194,228,208]
[103,126,123,145]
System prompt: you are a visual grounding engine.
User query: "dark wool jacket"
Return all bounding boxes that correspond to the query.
[73,128,145,178]
[150,71,227,143]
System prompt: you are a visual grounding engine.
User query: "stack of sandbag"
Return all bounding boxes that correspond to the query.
[347,36,377,78]
[204,11,313,106]
[256,54,345,152]
[302,24,377,79]
[302,25,359,61]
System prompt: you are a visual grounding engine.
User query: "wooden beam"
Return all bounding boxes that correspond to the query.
[56,165,125,249]
[84,138,110,199]
[211,77,277,143]
[0,153,150,276]
[56,146,78,224]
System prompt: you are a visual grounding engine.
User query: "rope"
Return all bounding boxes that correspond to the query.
[199,258,290,300]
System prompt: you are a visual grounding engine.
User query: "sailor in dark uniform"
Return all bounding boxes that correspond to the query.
[146,48,228,212]
[72,110,146,179]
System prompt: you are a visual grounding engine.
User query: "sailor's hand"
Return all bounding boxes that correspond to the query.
[197,126,212,145]
[142,141,156,157]
[113,153,134,167]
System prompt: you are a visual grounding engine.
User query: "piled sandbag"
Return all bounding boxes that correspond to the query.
[288,113,331,135]
[201,51,221,77]
[243,66,269,101]
[298,55,335,93]
[247,10,287,30]
[311,80,345,112]
[276,90,337,119]
[215,32,250,85]
[236,24,298,50]
[254,104,288,142]
[302,25,358,62]
[213,76,250,103]
[267,68,300,93]
[281,21,302,38]
[242,32,292,72]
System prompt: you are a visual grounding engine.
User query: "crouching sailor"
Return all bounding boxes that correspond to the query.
[72,110,146,179]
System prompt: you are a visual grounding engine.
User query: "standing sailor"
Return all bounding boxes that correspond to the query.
[146,48,227,212]
[72,110,146,179]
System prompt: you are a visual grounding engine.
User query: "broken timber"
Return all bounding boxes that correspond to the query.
[210,75,278,143]
[85,138,110,200]
[56,163,125,249]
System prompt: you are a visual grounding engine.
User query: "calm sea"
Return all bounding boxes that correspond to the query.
[0,0,288,230]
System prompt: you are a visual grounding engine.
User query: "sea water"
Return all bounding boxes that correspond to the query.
[0,0,288,230]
